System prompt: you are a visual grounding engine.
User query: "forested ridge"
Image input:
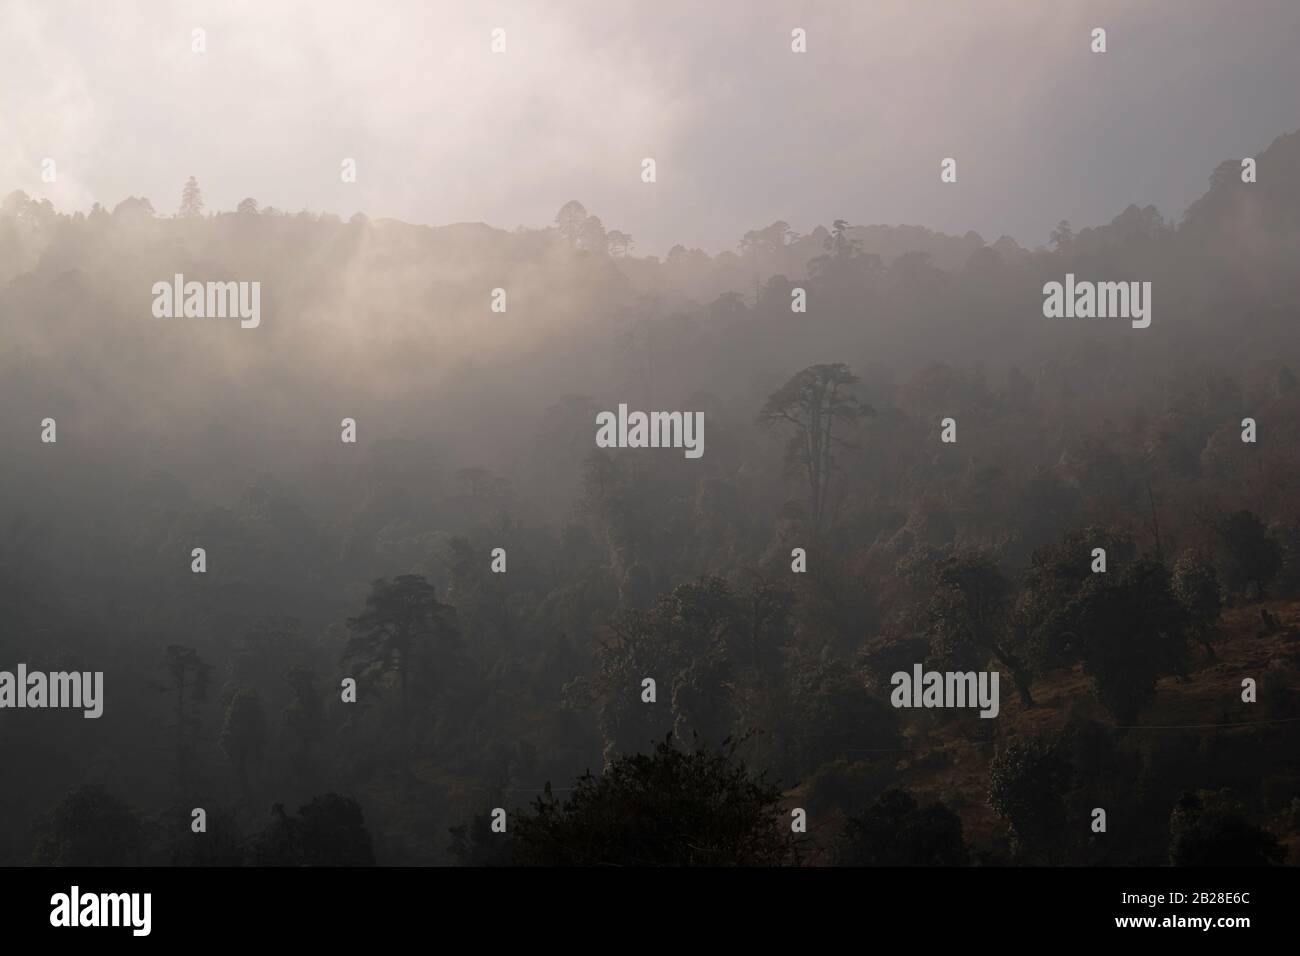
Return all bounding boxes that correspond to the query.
[2,132,1299,867]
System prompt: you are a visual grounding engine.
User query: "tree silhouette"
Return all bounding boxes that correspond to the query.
[554,200,588,248]
[1169,790,1285,866]
[282,664,323,756]
[341,575,459,732]
[112,196,155,222]
[251,794,375,866]
[591,576,739,763]
[219,686,267,807]
[1172,549,1223,659]
[1015,526,1137,669]
[1217,509,1282,599]
[511,736,798,866]
[32,785,141,866]
[578,214,607,254]
[838,788,968,866]
[739,220,794,257]
[788,655,901,775]
[758,363,868,537]
[927,551,1036,708]
[1049,219,1073,251]
[807,218,874,284]
[1066,556,1189,724]
[179,176,204,218]
[160,644,212,789]
[447,810,515,866]
[988,736,1070,864]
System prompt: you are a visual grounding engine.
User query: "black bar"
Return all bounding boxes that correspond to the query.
[1,866,1286,943]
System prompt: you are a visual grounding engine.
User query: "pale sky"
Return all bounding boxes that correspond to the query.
[3,0,1298,254]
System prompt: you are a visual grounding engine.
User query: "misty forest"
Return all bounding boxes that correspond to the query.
[2,131,1300,868]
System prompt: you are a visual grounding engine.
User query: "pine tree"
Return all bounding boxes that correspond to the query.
[179,176,204,218]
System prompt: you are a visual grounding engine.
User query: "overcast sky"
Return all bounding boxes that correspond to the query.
[3,0,1299,255]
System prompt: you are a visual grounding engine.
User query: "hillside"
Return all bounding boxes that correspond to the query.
[796,600,1300,865]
